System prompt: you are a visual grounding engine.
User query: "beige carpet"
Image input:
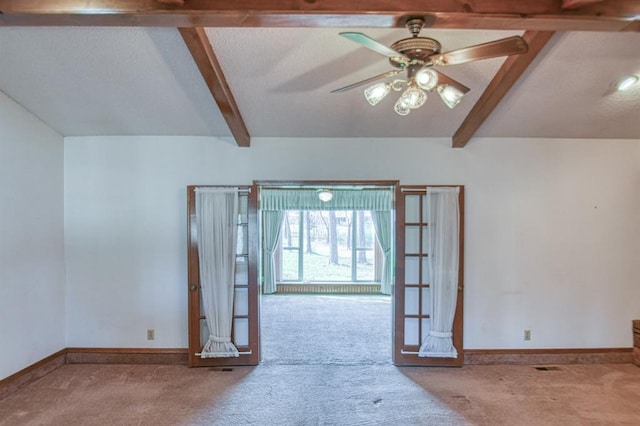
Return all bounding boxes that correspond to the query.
[1,363,639,425]
[260,294,392,365]
[2,295,640,425]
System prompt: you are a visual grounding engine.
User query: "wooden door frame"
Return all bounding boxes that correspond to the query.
[254,179,399,351]
[255,180,399,191]
[187,180,464,367]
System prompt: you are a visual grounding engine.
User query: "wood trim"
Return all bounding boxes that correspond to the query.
[562,0,604,9]
[65,348,188,365]
[255,180,399,188]
[393,184,406,363]
[452,31,556,148]
[464,347,633,365]
[275,283,382,294]
[0,348,189,399]
[66,347,188,354]
[178,27,250,148]
[0,348,67,385]
[0,1,638,31]
[187,185,200,367]
[0,349,67,400]
[466,347,632,355]
[1,345,634,400]
[246,183,260,365]
[457,186,465,359]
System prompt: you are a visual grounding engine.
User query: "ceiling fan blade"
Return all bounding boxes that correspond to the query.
[431,36,528,66]
[433,71,470,94]
[331,69,403,93]
[339,32,411,64]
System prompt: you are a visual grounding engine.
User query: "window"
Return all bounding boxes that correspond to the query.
[279,210,379,283]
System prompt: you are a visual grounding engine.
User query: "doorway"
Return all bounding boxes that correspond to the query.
[258,182,396,365]
[186,182,464,368]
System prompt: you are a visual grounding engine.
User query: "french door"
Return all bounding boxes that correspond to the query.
[393,185,464,366]
[187,184,259,367]
[187,182,462,367]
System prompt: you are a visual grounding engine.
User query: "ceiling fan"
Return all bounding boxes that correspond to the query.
[332,17,529,115]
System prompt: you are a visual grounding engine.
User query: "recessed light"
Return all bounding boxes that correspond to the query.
[616,75,638,91]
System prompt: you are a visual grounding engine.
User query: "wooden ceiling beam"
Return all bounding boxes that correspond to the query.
[0,1,638,31]
[562,0,605,9]
[1,1,634,149]
[179,27,250,147]
[452,31,556,148]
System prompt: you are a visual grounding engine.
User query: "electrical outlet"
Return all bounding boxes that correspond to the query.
[147,329,155,340]
[524,329,531,341]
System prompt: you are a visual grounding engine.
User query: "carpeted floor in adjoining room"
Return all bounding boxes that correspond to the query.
[260,294,392,366]
[1,294,640,425]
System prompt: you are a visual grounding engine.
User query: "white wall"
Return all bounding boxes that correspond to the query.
[0,91,65,380]
[64,136,640,349]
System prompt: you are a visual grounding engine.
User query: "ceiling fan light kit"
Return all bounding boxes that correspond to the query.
[364,83,391,105]
[394,98,411,116]
[333,17,529,116]
[415,68,438,91]
[368,77,444,116]
[400,86,427,109]
[437,85,465,109]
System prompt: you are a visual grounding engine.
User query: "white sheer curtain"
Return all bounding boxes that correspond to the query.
[262,210,284,295]
[195,188,239,358]
[419,187,460,358]
[372,210,393,295]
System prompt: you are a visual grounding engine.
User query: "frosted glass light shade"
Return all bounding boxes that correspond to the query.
[437,85,464,109]
[394,97,411,116]
[415,68,438,91]
[364,83,391,105]
[400,86,427,109]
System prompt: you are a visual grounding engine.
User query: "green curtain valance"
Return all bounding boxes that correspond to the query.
[260,188,393,211]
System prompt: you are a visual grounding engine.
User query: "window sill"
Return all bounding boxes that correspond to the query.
[273,283,382,294]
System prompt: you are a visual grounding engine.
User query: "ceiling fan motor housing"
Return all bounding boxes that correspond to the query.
[389,37,441,67]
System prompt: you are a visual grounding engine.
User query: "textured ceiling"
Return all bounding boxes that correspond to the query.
[204,27,523,138]
[477,31,640,140]
[0,26,638,143]
[0,27,232,138]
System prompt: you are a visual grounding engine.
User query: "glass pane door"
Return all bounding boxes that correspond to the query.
[187,185,259,367]
[393,185,464,367]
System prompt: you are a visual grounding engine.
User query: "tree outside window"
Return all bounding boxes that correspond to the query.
[280,210,378,283]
